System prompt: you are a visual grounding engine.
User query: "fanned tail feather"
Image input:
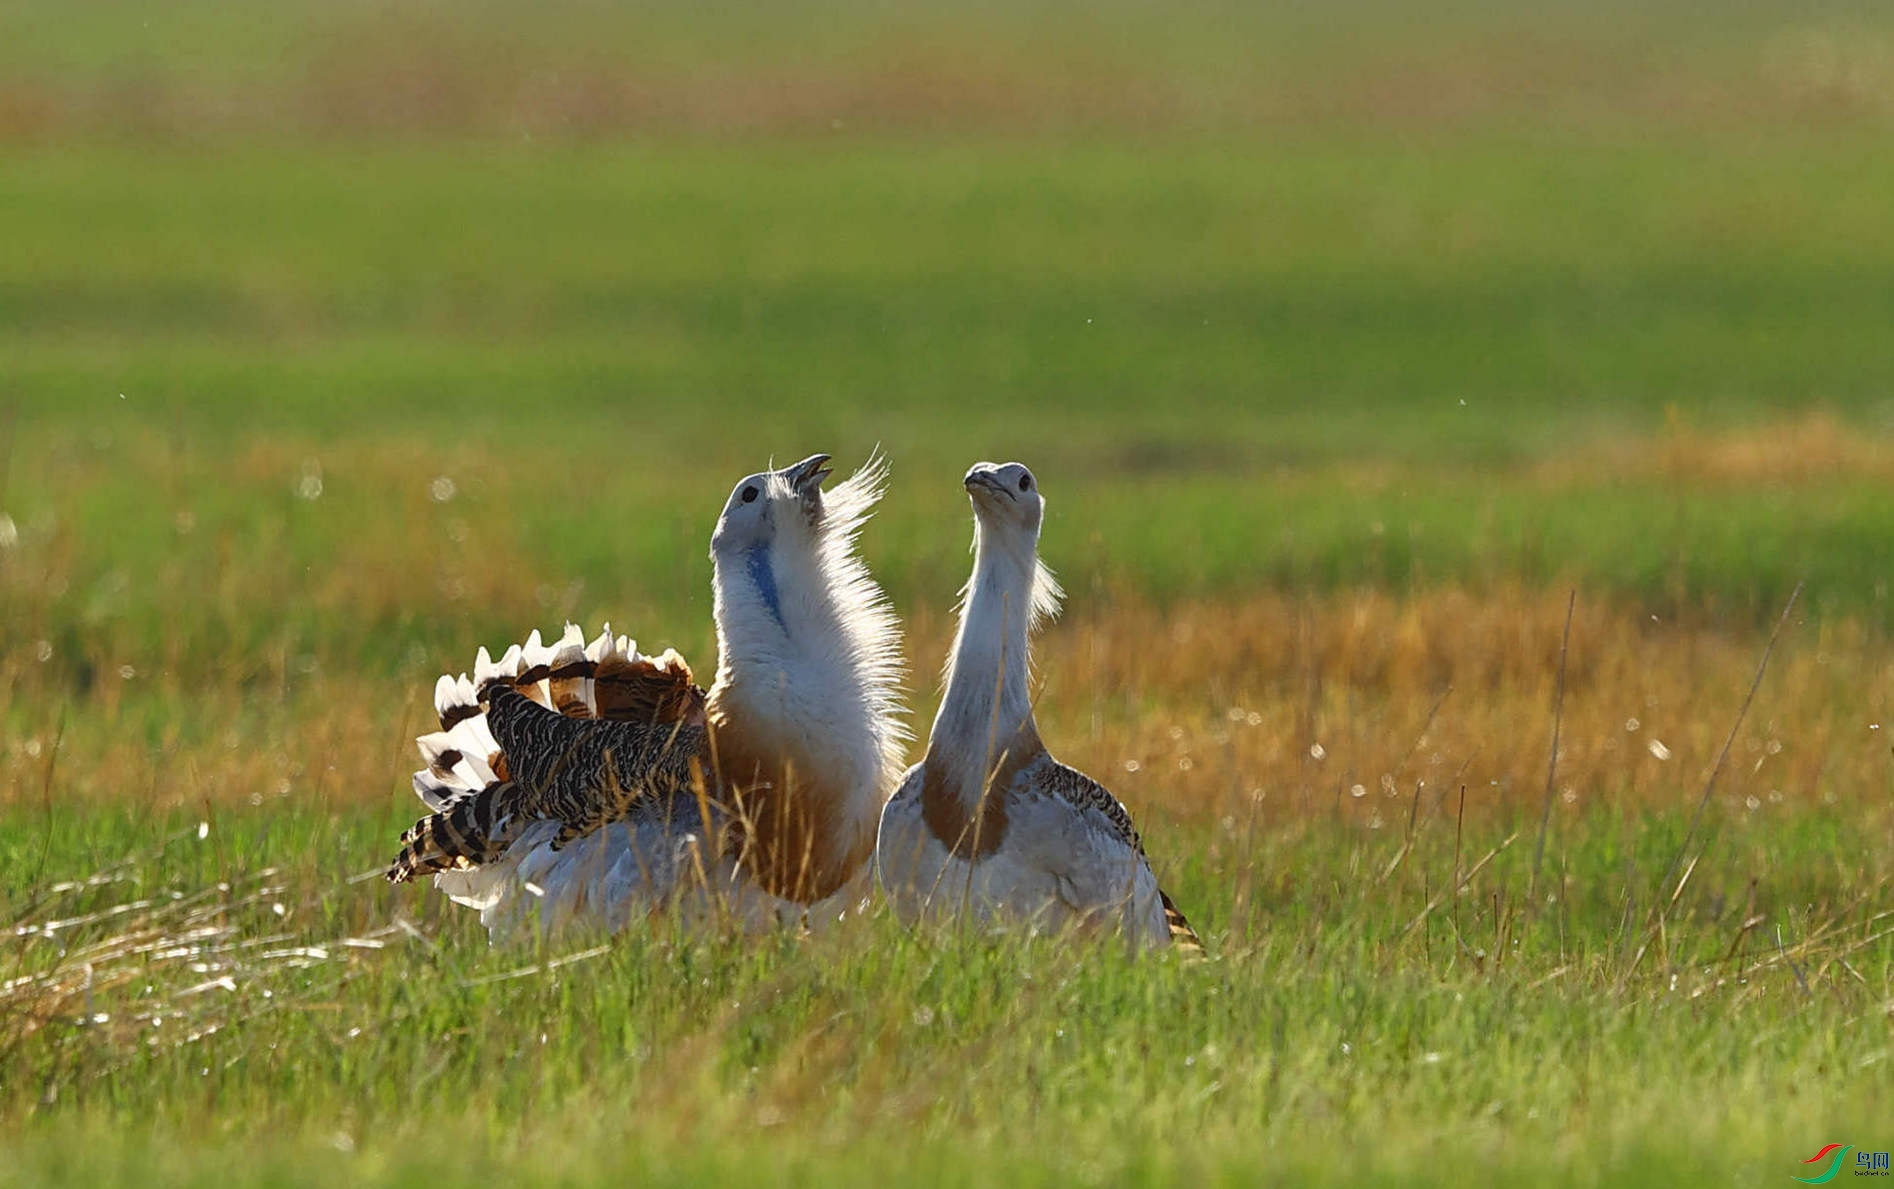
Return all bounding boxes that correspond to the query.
[1159,890,1206,957]
[385,622,705,883]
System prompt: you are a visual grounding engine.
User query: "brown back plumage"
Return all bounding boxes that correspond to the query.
[591,650,706,725]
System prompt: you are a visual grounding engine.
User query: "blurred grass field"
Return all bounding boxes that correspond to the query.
[4,1,1894,1185]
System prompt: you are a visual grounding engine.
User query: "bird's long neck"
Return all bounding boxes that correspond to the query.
[925,519,1042,815]
[708,542,825,696]
[706,539,894,901]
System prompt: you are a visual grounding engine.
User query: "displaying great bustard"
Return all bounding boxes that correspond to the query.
[385,453,908,937]
[876,462,1201,952]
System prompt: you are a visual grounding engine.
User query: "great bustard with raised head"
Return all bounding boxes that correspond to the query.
[875,461,1201,952]
[385,453,908,938]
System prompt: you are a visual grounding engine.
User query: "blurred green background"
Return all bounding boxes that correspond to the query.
[4,0,1894,675]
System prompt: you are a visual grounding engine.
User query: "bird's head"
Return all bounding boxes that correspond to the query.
[710,453,835,632]
[963,461,1043,540]
[962,460,1062,630]
[711,453,833,558]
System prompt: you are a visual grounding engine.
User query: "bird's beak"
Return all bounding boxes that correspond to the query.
[783,453,833,494]
[964,468,1014,501]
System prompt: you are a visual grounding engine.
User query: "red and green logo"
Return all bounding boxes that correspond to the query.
[1794,1145,1852,1184]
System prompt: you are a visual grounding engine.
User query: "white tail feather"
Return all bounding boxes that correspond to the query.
[433,674,467,723]
[412,770,458,812]
[521,630,550,668]
[585,625,613,664]
[451,752,497,789]
[474,646,500,688]
[416,729,457,775]
[554,622,585,656]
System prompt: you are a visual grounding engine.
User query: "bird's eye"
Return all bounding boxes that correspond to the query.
[741,485,759,504]
[1018,474,1032,492]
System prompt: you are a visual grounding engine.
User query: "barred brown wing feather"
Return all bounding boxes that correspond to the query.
[1040,761,1146,854]
[386,695,712,882]
[387,782,516,882]
[1159,889,1207,957]
[390,624,712,883]
[483,687,710,843]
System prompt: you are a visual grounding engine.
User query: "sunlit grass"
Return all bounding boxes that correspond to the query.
[6,5,1894,1174]
[4,532,1890,1185]
[1,788,1885,1187]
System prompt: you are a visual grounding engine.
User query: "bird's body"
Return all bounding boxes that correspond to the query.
[878,751,1175,941]
[386,454,907,939]
[876,462,1201,952]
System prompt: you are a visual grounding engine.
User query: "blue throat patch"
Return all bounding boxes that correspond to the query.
[746,544,787,630]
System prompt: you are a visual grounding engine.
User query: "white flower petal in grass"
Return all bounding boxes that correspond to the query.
[1647,739,1672,761]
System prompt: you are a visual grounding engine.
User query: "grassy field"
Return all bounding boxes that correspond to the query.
[5,1,1894,1185]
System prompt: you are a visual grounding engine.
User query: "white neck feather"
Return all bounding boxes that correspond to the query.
[706,460,909,821]
[926,517,1045,807]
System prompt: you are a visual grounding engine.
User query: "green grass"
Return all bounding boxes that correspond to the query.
[6,1,1894,1183]
[9,139,1894,447]
[7,136,1894,679]
[3,802,1887,1188]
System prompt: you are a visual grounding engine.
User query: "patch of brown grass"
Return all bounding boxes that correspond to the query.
[1543,410,1894,486]
[1032,587,1887,839]
[5,13,1893,144]
[4,586,1885,851]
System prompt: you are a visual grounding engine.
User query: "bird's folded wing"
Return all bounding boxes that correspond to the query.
[1035,759,1146,855]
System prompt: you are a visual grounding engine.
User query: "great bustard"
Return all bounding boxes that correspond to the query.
[876,461,1200,952]
[387,453,908,938]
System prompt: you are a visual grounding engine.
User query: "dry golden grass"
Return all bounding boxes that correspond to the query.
[5,586,1885,846]
[6,7,1894,144]
[1028,586,1884,829]
[1544,409,1894,486]
[4,416,1889,853]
